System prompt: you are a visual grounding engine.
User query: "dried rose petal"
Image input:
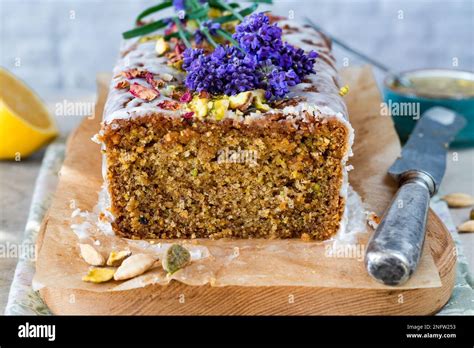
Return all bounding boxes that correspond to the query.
[182,111,194,119]
[165,24,177,36]
[198,91,211,99]
[145,72,166,91]
[170,89,185,101]
[166,51,183,66]
[165,39,185,65]
[130,83,159,101]
[158,100,181,110]
[144,72,157,90]
[174,41,186,55]
[154,79,166,88]
[115,80,130,89]
[122,68,148,79]
[180,90,192,103]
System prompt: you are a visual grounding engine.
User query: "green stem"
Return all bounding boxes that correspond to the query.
[216,0,244,20]
[202,28,219,48]
[208,1,240,11]
[173,17,192,48]
[123,19,168,39]
[187,0,201,11]
[195,18,218,48]
[216,29,244,52]
[214,3,258,24]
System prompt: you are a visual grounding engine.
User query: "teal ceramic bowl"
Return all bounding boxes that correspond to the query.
[383,69,474,147]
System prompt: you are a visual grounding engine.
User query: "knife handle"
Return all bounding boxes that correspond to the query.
[365,171,435,286]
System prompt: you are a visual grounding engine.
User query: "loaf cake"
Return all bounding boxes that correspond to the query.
[98,7,353,241]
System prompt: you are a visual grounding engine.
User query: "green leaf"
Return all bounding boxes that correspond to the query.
[164,31,193,41]
[208,0,240,11]
[216,29,239,46]
[214,3,258,23]
[186,3,210,19]
[214,0,244,20]
[187,0,203,11]
[135,1,173,24]
[242,0,272,3]
[216,29,245,53]
[122,19,169,39]
[164,31,180,40]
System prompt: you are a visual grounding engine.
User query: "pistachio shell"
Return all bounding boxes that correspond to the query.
[106,250,132,267]
[441,193,474,208]
[114,253,156,281]
[457,220,474,233]
[82,268,116,283]
[79,243,105,266]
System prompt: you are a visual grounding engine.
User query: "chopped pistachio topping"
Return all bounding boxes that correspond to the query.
[189,96,209,118]
[210,98,230,120]
[229,91,253,110]
[155,37,170,55]
[252,89,270,111]
[187,90,270,119]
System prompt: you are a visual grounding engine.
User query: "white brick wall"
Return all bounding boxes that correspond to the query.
[1,0,473,95]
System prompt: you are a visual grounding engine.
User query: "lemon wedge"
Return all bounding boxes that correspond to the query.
[0,67,58,160]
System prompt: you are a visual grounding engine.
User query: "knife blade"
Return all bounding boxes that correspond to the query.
[365,107,466,285]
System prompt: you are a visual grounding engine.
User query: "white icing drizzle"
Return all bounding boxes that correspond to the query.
[102,19,348,124]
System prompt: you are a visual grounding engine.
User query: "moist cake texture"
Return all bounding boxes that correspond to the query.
[99,18,354,240]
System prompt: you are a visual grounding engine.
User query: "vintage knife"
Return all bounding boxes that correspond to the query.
[365,107,466,286]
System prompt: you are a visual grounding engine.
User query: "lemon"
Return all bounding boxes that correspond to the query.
[0,67,58,160]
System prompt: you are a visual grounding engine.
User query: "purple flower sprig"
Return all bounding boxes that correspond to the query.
[232,12,283,61]
[183,46,261,95]
[183,12,318,100]
[194,20,221,45]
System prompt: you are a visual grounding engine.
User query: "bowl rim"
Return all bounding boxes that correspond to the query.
[383,68,474,101]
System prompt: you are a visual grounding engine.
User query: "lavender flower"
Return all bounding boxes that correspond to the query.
[277,43,318,79]
[183,46,260,95]
[172,0,186,12]
[259,63,299,99]
[194,20,222,44]
[233,12,283,61]
[173,0,207,12]
[183,12,319,100]
[182,48,204,71]
[202,20,221,34]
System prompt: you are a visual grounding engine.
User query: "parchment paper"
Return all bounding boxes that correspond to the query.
[34,66,442,293]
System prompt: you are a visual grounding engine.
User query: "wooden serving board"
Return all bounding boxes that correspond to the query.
[36,67,456,315]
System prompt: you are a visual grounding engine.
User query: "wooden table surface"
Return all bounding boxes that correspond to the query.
[0,99,473,314]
